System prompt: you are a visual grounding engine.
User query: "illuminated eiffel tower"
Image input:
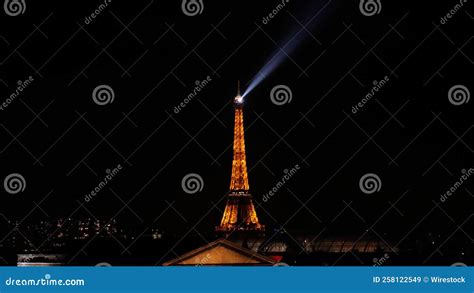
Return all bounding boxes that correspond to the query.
[216,82,265,236]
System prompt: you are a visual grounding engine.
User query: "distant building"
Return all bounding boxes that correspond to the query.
[17,254,67,266]
[163,239,275,266]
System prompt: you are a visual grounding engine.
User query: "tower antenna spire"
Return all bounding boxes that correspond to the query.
[237,80,241,96]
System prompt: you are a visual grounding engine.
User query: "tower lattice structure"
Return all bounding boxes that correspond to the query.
[216,83,264,235]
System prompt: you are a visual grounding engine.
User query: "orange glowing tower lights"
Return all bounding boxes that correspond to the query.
[216,81,264,236]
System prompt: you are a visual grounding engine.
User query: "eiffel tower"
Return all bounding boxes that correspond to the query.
[216,82,265,236]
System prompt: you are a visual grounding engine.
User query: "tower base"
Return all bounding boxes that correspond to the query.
[216,191,265,238]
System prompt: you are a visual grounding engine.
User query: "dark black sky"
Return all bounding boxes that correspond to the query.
[0,0,473,247]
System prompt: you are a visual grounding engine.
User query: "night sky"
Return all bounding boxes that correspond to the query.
[1,0,473,251]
